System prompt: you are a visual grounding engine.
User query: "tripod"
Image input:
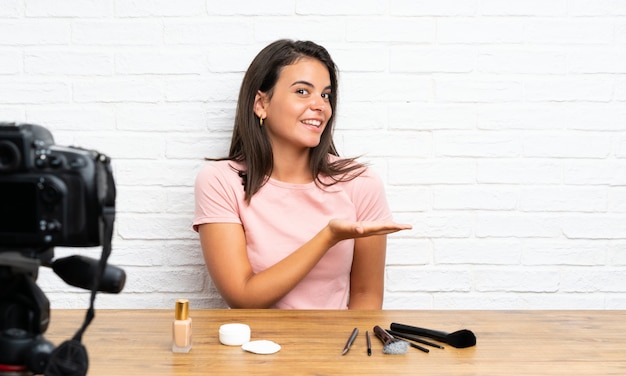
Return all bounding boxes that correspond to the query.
[0,251,55,375]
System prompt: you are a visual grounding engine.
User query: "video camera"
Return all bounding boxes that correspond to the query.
[0,123,125,375]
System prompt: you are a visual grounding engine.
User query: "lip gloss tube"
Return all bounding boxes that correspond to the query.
[172,299,192,353]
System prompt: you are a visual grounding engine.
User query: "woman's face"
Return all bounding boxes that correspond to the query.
[257,57,332,153]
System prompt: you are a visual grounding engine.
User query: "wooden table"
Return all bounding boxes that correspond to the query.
[42,309,625,375]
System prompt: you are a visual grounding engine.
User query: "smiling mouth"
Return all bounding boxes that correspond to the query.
[301,119,322,127]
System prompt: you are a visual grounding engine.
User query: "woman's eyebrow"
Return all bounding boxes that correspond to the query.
[291,80,313,87]
[290,80,332,91]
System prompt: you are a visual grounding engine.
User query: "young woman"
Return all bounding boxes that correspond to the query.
[193,40,411,309]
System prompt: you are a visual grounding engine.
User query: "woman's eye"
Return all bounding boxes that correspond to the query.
[296,88,309,95]
[322,93,332,100]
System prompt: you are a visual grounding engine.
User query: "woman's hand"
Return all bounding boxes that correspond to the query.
[327,219,412,242]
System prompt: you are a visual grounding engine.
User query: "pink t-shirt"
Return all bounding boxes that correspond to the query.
[193,158,392,309]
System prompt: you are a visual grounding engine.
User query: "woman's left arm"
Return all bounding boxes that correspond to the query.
[347,234,387,309]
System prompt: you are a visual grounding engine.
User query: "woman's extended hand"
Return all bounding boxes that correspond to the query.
[327,219,412,242]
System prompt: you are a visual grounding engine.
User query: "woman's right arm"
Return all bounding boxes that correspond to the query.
[198,219,410,308]
[198,221,334,308]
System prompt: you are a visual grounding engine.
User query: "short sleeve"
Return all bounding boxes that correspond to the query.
[349,168,393,222]
[193,162,243,231]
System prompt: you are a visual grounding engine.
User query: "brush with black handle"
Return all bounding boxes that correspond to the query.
[387,329,445,349]
[390,322,476,348]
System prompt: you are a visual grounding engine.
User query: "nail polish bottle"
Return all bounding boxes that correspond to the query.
[172,299,192,353]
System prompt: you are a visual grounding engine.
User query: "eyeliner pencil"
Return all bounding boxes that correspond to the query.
[366,331,371,356]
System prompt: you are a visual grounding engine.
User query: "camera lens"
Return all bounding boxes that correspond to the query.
[0,140,21,172]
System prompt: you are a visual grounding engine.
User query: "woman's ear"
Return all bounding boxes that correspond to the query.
[254,91,268,119]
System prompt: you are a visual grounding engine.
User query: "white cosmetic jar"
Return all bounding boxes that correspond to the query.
[219,323,251,346]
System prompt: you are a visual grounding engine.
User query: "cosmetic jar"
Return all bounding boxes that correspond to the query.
[219,323,251,346]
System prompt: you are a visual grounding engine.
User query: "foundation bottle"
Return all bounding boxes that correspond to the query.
[172,299,192,353]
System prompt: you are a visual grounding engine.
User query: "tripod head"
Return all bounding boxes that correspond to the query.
[0,250,125,375]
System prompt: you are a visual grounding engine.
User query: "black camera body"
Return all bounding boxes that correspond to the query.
[0,123,123,375]
[0,123,110,249]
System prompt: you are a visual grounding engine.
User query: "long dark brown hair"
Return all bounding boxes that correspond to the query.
[215,39,364,202]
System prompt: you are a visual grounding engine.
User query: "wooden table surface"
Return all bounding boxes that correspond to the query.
[43,309,625,375]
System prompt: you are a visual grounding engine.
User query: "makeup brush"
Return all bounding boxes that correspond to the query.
[373,326,409,355]
[390,322,476,348]
[341,327,359,355]
[387,329,444,349]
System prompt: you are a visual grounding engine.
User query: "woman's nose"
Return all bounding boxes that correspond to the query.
[310,95,326,111]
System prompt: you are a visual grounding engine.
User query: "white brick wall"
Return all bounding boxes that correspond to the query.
[2,0,625,310]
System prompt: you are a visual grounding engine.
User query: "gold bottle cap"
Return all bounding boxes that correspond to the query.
[175,299,189,320]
